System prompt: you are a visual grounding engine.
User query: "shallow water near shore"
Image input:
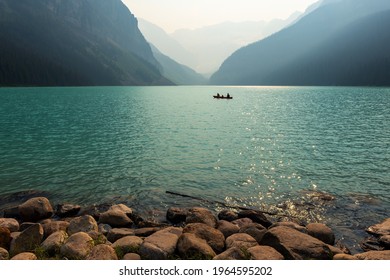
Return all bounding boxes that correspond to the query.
[0,86,389,253]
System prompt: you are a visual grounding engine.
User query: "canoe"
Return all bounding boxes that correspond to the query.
[213,96,233,99]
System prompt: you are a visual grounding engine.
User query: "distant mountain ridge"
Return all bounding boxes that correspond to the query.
[210,0,390,86]
[0,0,171,86]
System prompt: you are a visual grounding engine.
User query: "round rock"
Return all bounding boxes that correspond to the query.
[60,232,94,260]
[186,207,217,228]
[18,197,54,222]
[87,244,118,260]
[306,223,335,245]
[67,215,98,236]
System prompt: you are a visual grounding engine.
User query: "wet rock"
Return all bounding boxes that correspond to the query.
[226,233,258,250]
[139,227,182,260]
[232,218,253,229]
[248,245,285,260]
[42,221,69,238]
[87,244,118,260]
[2,206,20,219]
[112,236,143,255]
[177,233,216,260]
[260,226,332,260]
[10,223,44,257]
[270,222,307,233]
[18,197,54,222]
[218,210,239,222]
[333,253,358,260]
[60,232,94,260]
[213,247,248,260]
[306,223,335,245]
[41,231,68,256]
[67,215,98,235]
[0,218,20,232]
[166,207,187,224]
[123,253,141,260]
[217,220,240,238]
[55,204,81,218]
[11,252,37,260]
[0,226,11,249]
[239,223,267,244]
[379,235,390,248]
[366,218,390,236]
[107,228,135,243]
[0,247,9,260]
[354,250,390,260]
[238,210,272,228]
[183,223,225,253]
[186,207,217,228]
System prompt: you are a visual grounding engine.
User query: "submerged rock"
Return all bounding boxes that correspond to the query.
[366,218,390,236]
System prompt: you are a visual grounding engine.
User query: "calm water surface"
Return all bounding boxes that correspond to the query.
[0,86,389,251]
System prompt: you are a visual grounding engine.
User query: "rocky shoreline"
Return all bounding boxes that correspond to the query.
[0,196,389,260]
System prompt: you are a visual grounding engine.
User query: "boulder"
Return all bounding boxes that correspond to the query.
[354,250,390,260]
[238,210,272,228]
[333,253,358,260]
[248,245,284,260]
[18,197,53,222]
[177,233,216,260]
[260,226,332,260]
[217,220,240,238]
[213,247,249,260]
[134,227,161,237]
[98,209,133,228]
[232,218,253,229]
[379,235,390,248]
[11,252,37,260]
[186,207,217,228]
[366,218,390,236]
[109,204,133,214]
[306,223,335,245]
[67,215,98,235]
[112,236,143,255]
[20,222,37,231]
[183,223,225,253]
[107,228,135,243]
[55,204,81,218]
[269,222,307,233]
[226,233,258,250]
[42,221,69,238]
[123,253,141,260]
[0,218,20,232]
[10,223,44,257]
[41,231,68,256]
[218,210,239,222]
[0,247,9,260]
[98,223,112,236]
[60,232,94,260]
[87,244,118,260]
[239,223,267,244]
[166,207,187,224]
[0,226,11,249]
[139,227,182,260]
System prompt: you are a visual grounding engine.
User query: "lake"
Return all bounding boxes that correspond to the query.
[0,86,389,252]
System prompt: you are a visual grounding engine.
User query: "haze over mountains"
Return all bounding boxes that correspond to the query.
[211,0,390,85]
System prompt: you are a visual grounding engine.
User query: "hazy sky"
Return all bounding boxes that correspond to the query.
[123,0,319,32]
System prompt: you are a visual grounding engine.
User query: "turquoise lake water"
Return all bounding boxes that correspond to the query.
[0,86,389,251]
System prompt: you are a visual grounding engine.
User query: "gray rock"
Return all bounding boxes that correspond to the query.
[238,210,272,228]
[186,207,217,228]
[55,204,81,218]
[213,247,248,260]
[0,247,9,260]
[0,218,20,232]
[112,236,143,255]
[0,226,11,249]
[41,230,68,256]
[87,244,118,260]
[123,253,141,260]
[306,223,335,245]
[217,220,240,238]
[139,227,182,260]
[107,228,135,243]
[10,223,44,257]
[177,233,216,260]
[67,215,98,235]
[354,250,390,260]
[166,207,187,224]
[60,232,94,260]
[366,218,390,236]
[18,197,54,222]
[248,245,284,260]
[226,233,258,250]
[183,223,225,253]
[218,210,239,222]
[260,226,332,260]
[11,252,37,260]
[239,223,267,244]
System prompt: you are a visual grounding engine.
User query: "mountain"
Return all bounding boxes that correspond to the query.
[210,0,390,86]
[0,0,171,86]
[150,46,207,85]
[139,14,300,75]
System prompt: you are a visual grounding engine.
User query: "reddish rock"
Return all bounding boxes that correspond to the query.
[232,218,253,229]
[333,253,358,260]
[354,250,390,260]
[87,244,118,260]
[367,218,390,236]
[42,221,69,238]
[123,253,141,260]
[226,233,258,250]
[67,215,98,235]
[238,210,272,228]
[0,247,9,260]
[239,223,267,244]
[10,223,44,257]
[270,222,307,233]
[213,247,248,260]
[112,236,143,255]
[11,252,37,260]
[166,207,187,224]
[183,223,225,253]
[60,232,94,260]
[306,223,335,245]
[0,226,11,249]
[248,245,284,260]
[0,218,20,232]
[55,204,81,218]
[177,233,216,259]
[107,228,135,243]
[18,197,54,222]
[41,231,68,256]
[217,220,240,238]
[218,210,239,222]
[186,207,217,228]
